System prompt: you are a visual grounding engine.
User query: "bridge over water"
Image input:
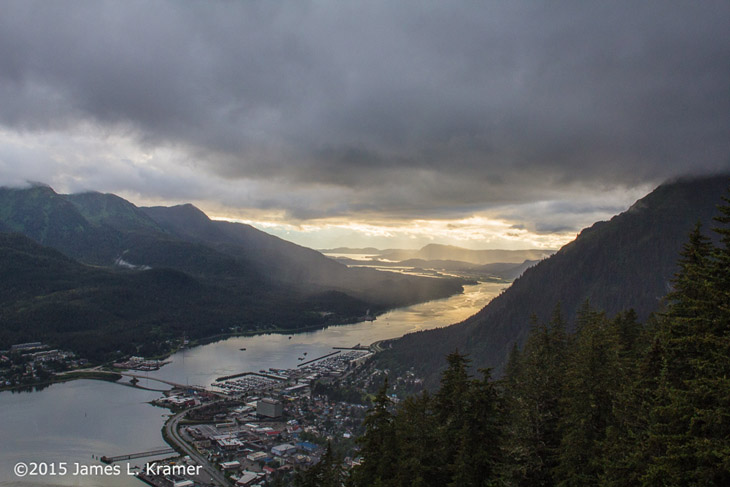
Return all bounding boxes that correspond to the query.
[120,372,205,391]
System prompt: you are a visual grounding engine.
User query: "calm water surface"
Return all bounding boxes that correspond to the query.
[0,280,506,485]
[0,380,170,486]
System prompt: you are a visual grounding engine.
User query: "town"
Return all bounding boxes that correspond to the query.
[1,340,416,486]
[123,348,386,487]
[0,342,88,390]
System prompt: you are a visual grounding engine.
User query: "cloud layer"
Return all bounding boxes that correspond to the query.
[0,1,728,244]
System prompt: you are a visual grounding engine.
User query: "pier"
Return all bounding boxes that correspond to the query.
[296,350,340,367]
[100,447,176,464]
[214,371,287,382]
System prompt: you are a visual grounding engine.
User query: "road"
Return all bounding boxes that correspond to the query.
[369,339,390,352]
[165,404,231,487]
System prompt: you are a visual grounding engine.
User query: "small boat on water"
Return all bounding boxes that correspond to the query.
[239,348,246,351]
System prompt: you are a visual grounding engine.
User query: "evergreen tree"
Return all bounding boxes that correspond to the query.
[435,350,473,469]
[555,307,621,486]
[450,368,504,487]
[392,391,443,487]
[611,309,641,358]
[601,335,664,487]
[295,442,345,487]
[350,380,398,487]
[643,216,730,485]
[502,306,567,487]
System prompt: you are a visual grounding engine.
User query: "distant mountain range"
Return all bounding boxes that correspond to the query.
[0,184,464,360]
[322,244,555,281]
[378,174,730,385]
[322,244,555,265]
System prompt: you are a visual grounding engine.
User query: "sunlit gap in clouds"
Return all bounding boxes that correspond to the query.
[210,214,577,251]
[0,125,649,253]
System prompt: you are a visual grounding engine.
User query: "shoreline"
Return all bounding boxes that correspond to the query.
[0,279,496,395]
[0,370,123,393]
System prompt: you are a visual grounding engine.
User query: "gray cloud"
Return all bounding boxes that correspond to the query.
[0,0,728,222]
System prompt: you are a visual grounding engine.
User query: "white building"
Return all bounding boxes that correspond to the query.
[271,443,297,457]
[257,398,283,418]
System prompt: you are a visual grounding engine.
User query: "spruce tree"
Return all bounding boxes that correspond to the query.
[601,335,664,487]
[351,380,397,487]
[502,306,567,487]
[643,214,730,485]
[295,442,345,487]
[392,391,443,487]
[555,307,621,486]
[450,368,504,487]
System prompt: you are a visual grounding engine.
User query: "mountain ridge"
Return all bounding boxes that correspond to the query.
[378,174,730,384]
[322,244,555,265]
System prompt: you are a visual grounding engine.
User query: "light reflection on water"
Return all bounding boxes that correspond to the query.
[143,281,506,388]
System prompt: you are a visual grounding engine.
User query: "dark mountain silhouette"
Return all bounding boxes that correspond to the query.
[140,204,465,308]
[0,184,466,359]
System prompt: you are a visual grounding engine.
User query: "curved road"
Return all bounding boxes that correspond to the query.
[165,404,231,487]
[369,339,390,353]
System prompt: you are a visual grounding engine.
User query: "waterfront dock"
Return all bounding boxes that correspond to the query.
[100,447,176,464]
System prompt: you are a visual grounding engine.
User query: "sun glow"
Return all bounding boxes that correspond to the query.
[211,214,576,251]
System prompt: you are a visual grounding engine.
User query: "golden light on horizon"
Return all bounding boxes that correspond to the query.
[210,214,578,251]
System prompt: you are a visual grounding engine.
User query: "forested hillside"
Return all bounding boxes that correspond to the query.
[378,175,730,383]
[0,185,464,310]
[300,191,730,486]
[0,185,467,360]
[0,233,366,361]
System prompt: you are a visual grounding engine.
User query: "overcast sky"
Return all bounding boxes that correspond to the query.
[1,1,728,249]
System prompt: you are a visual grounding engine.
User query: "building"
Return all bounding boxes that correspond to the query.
[214,435,243,451]
[257,398,283,418]
[236,471,260,486]
[271,443,297,457]
[247,451,269,462]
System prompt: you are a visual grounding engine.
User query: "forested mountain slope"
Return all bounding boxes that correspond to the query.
[379,175,730,382]
[0,185,464,312]
[141,204,464,307]
[0,233,302,360]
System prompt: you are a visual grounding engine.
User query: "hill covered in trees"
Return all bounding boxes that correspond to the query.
[0,232,368,361]
[299,189,730,486]
[0,185,464,310]
[378,175,730,383]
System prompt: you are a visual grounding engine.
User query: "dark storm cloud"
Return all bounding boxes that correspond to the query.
[0,0,728,220]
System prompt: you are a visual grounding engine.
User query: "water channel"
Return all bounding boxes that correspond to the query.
[0,280,506,486]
